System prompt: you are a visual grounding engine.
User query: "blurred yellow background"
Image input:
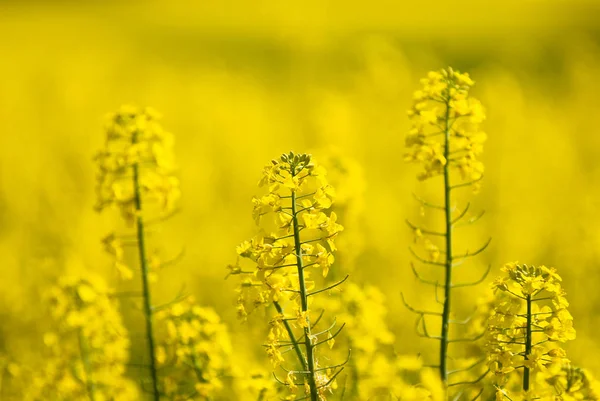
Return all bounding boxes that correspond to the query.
[2,0,600,392]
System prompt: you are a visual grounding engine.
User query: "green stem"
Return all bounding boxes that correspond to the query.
[0,362,4,399]
[273,301,308,371]
[78,328,96,401]
[133,132,161,401]
[348,339,359,398]
[440,92,453,385]
[523,294,532,391]
[291,168,319,401]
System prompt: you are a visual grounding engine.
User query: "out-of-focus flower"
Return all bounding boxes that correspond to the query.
[405,67,486,189]
[25,275,138,401]
[155,297,232,400]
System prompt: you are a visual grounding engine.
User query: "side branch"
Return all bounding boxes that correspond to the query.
[453,238,492,261]
[452,265,491,288]
[406,219,447,237]
[307,275,349,297]
[410,263,441,287]
[401,293,443,316]
[409,247,446,267]
[273,301,307,370]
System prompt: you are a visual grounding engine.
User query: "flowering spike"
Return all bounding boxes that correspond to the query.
[404,67,490,390]
[487,262,575,399]
[154,297,233,399]
[229,152,346,400]
[25,275,138,400]
[95,105,180,401]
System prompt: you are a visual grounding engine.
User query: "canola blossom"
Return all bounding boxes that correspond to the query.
[230,152,346,401]
[94,105,180,225]
[487,263,576,399]
[95,105,181,401]
[404,67,491,392]
[324,283,395,399]
[26,276,138,401]
[405,67,486,188]
[3,54,600,401]
[545,365,600,400]
[155,297,233,400]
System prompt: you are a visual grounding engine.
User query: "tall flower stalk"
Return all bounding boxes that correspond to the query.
[95,105,181,400]
[229,152,347,401]
[404,67,489,388]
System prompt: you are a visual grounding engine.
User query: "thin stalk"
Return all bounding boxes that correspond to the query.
[440,90,453,384]
[132,131,161,401]
[78,328,96,401]
[273,301,308,371]
[348,339,359,399]
[291,167,319,401]
[0,363,4,399]
[523,294,532,391]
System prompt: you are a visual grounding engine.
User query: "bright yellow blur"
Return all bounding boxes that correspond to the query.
[1,0,600,398]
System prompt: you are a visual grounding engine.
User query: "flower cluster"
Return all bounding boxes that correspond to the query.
[405,67,486,187]
[94,105,180,224]
[94,106,181,400]
[325,283,395,399]
[404,67,491,389]
[487,263,575,398]
[230,152,345,400]
[26,275,138,401]
[391,358,445,401]
[545,365,600,400]
[155,297,232,400]
[233,152,342,319]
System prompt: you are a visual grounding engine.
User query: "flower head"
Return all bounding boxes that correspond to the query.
[94,105,180,224]
[406,67,486,188]
[26,275,138,400]
[487,263,574,398]
[155,297,232,400]
[230,152,345,399]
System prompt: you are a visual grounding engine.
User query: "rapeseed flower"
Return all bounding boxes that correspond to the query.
[404,67,490,389]
[95,105,181,400]
[405,68,486,187]
[230,152,346,401]
[25,275,138,401]
[155,297,232,400]
[487,263,575,399]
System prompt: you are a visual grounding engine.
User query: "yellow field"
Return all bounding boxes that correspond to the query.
[1,1,600,400]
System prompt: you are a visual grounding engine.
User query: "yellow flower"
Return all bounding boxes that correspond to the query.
[155,298,232,399]
[26,275,138,400]
[406,67,486,187]
[231,152,345,398]
[487,263,574,398]
[95,105,179,224]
